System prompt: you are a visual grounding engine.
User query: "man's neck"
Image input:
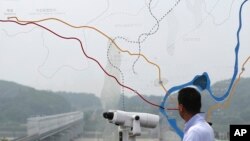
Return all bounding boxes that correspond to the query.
[184,113,196,122]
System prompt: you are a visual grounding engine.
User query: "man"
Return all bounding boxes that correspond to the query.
[178,87,215,141]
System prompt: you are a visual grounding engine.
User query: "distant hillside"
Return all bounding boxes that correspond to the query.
[0,77,249,132]
[208,78,250,131]
[0,80,103,132]
[0,80,71,124]
[125,78,250,131]
[117,95,162,114]
[57,92,102,111]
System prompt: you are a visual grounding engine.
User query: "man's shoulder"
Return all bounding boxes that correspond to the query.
[184,122,214,141]
[189,121,214,133]
[183,124,214,141]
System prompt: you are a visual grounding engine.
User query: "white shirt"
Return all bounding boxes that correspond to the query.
[183,113,215,141]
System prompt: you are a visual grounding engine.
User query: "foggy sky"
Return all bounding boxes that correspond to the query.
[0,0,249,97]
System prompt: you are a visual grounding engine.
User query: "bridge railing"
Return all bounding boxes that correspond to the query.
[27,111,83,136]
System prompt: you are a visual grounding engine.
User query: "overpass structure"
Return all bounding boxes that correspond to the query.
[13,111,84,141]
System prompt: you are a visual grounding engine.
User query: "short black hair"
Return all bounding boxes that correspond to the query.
[178,87,201,115]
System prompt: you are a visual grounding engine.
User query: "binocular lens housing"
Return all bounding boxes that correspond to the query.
[103,112,114,120]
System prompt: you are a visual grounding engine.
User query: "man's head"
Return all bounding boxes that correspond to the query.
[178,87,201,121]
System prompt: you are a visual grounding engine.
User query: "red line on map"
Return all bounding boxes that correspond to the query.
[0,19,164,109]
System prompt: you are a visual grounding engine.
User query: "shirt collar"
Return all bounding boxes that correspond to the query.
[184,113,205,133]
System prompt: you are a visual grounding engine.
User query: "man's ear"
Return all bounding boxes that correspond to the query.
[179,104,183,112]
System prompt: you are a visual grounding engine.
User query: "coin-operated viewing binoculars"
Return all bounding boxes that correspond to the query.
[103,110,160,141]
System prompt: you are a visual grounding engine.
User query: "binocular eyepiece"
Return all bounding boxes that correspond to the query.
[103,112,114,120]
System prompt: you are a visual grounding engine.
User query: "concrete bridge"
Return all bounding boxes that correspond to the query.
[13,111,84,141]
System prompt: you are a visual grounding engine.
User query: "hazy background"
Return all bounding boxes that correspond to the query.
[0,0,249,96]
[0,0,249,140]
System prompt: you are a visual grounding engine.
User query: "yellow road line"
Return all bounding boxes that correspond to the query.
[8,16,168,93]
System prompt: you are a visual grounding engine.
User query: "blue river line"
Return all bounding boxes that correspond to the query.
[159,0,248,138]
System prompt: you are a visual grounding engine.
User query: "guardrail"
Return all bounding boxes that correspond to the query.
[12,111,83,141]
